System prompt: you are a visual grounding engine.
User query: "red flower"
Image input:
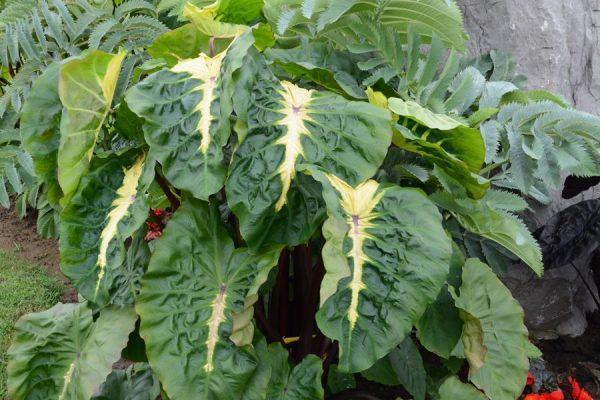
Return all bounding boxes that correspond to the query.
[527,371,535,386]
[146,221,160,231]
[524,390,564,400]
[152,208,165,217]
[568,377,593,400]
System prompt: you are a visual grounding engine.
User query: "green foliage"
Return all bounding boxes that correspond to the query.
[5,0,600,399]
[7,303,137,399]
[0,250,63,399]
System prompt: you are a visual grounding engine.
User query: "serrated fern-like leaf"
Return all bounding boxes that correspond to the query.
[88,18,118,49]
[115,0,156,19]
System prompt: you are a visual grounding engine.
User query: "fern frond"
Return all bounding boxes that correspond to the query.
[88,18,118,49]
[115,0,156,19]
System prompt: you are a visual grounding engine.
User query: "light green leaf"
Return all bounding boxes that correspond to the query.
[136,198,281,399]
[58,50,126,205]
[147,23,234,68]
[183,2,249,37]
[60,152,153,307]
[20,61,63,207]
[389,97,465,131]
[437,376,488,400]
[226,73,392,251]
[127,33,253,200]
[389,97,489,198]
[308,169,452,372]
[452,259,529,400]
[7,304,137,400]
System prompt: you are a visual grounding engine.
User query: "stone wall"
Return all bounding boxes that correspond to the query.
[458,0,600,114]
[457,0,600,337]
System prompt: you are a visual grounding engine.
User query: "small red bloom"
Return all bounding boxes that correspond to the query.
[568,377,593,400]
[527,371,535,386]
[524,390,564,400]
[152,208,165,217]
[146,221,160,231]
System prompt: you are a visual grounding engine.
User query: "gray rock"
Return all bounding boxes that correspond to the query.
[458,0,600,114]
[457,0,600,337]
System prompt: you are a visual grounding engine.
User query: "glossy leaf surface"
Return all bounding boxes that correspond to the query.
[60,152,153,307]
[128,33,253,200]
[389,97,489,199]
[310,169,452,372]
[136,198,281,399]
[7,303,136,400]
[226,75,392,250]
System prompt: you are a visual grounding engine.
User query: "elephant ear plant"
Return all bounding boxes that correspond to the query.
[6,0,600,399]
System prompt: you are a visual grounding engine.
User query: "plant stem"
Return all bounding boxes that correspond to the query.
[154,168,180,210]
[269,250,289,337]
[479,160,508,176]
[254,298,284,345]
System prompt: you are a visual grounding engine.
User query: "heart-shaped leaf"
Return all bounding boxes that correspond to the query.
[308,168,452,372]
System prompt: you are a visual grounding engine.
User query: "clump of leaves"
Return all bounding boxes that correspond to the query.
[6,0,600,399]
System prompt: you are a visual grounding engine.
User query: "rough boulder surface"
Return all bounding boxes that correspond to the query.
[459,0,600,114]
[458,0,600,337]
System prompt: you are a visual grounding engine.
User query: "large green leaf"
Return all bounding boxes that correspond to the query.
[431,192,543,276]
[136,198,281,399]
[361,337,426,400]
[7,303,137,400]
[437,376,488,400]
[127,33,253,200]
[415,245,464,358]
[60,152,154,307]
[92,364,160,400]
[58,50,126,205]
[264,343,324,400]
[20,62,63,207]
[388,97,489,199]
[226,73,392,251]
[147,23,233,68]
[308,169,452,372]
[452,259,529,400]
[264,43,365,99]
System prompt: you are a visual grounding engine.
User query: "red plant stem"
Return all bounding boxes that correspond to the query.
[297,252,325,359]
[322,341,339,386]
[269,250,289,336]
[154,168,180,210]
[254,298,284,345]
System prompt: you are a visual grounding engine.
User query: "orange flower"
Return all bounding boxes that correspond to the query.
[523,390,564,400]
[568,377,593,400]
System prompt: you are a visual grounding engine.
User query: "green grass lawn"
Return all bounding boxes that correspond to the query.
[0,250,63,399]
